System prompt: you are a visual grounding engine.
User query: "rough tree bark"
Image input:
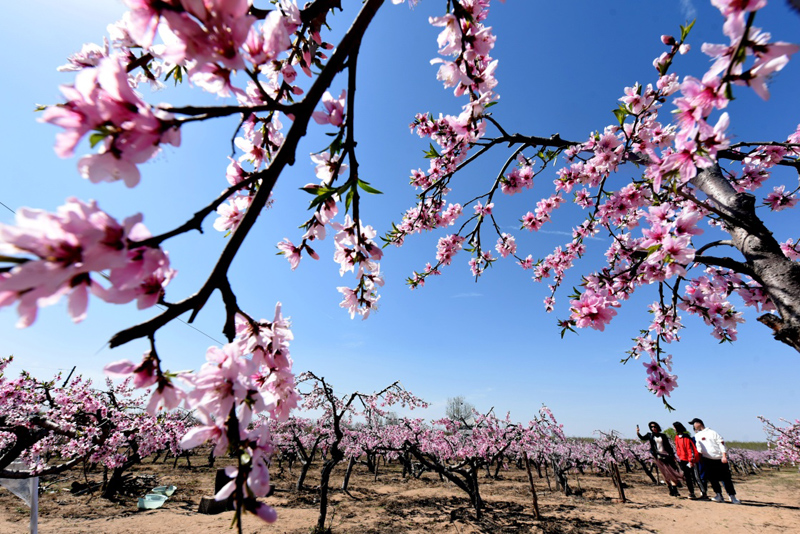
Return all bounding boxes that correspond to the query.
[692,164,800,351]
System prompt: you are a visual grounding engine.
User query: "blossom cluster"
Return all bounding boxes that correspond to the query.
[0,198,174,328]
[42,57,181,187]
[105,303,299,522]
[385,0,502,250]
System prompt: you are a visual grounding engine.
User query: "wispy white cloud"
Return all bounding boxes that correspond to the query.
[680,0,697,21]
[504,227,605,241]
[339,333,366,350]
[539,229,573,237]
[538,229,605,241]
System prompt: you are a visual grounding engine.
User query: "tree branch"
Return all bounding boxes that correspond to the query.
[165,102,297,123]
[691,164,800,352]
[693,254,757,278]
[0,457,82,479]
[108,0,387,349]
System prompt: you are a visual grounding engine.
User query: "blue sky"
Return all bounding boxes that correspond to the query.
[1,0,799,441]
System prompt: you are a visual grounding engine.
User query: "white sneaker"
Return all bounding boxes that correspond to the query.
[712,493,724,503]
[729,495,741,504]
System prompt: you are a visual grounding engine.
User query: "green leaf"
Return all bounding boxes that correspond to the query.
[357,179,383,195]
[89,132,107,148]
[335,182,351,198]
[330,137,342,155]
[345,189,354,213]
[0,256,28,264]
[725,82,735,101]
[559,323,576,339]
[680,19,696,42]
[424,143,440,159]
[307,186,336,208]
[308,192,332,209]
[164,65,183,85]
[612,106,627,126]
[483,101,498,110]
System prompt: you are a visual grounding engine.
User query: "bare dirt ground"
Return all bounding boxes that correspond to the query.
[1,454,798,533]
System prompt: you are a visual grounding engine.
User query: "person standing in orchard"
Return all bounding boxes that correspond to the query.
[673,422,703,500]
[689,418,741,504]
[636,422,684,497]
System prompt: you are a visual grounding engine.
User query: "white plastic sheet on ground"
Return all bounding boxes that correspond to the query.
[0,460,37,506]
[0,459,39,534]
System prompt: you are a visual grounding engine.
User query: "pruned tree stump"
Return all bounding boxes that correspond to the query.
[197,496,228,515]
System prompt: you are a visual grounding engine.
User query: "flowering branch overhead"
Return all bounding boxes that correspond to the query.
[2,0,800,528]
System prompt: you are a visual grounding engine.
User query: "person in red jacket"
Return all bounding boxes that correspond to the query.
[673,422,703,500]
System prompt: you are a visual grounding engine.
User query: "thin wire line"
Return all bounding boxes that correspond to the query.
[0,200,16,214]
[1,198,225,347]
[163,308,225,345]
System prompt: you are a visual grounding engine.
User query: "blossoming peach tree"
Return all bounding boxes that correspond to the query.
[0,357,190,499]
[294,372,425,532]
[0,0,798,529]
[759,415,800,466]
[387,0,800,406]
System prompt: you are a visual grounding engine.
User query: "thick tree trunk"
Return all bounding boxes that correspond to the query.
[551,459,572,496]
[365,452,376,474]
[294,456,314,492]
[316,447,344,533]
[533,460,543,478]
[523,452,541,520]
[692,165,800,351]
[544,461,552,491]
[404,445,483,519]
[611,462,627,503]
[296,460,310,492]
[468,467,483,519]
[634,456,658,485]
[101,453,140,500]
[493,456,504,478]
[342,457,356,492]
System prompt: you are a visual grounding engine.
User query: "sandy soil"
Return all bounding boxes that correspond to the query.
[1,454,798,533]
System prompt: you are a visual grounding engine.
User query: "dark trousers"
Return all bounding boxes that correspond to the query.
[677,461,697,495]
[693,463,708,496]
[701,457,736,496]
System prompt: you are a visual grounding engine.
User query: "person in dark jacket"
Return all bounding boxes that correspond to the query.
[673,422,703,499]
[636,421,684,497]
